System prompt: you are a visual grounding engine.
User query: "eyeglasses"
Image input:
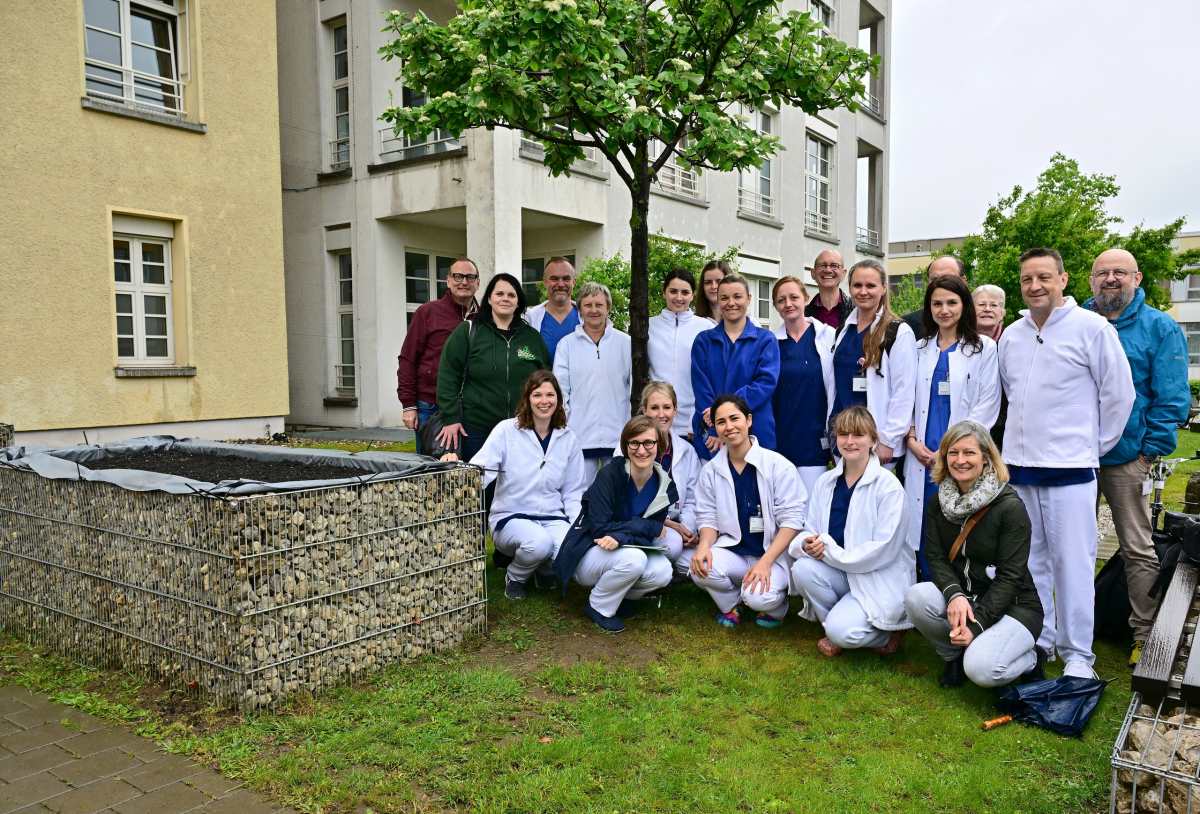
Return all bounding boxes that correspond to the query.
[626,440,658,451]
[449,273,479,283]
[1092,268,1132,281]
[815,263,843,271]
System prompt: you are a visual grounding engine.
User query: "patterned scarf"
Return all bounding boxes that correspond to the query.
[938,469,1003,525]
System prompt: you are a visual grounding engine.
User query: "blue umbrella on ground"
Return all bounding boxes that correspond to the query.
[993,676,1110,737]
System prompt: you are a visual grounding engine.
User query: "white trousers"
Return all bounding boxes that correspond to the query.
[582,457,615,488]
[492,518,570,583]
[791,557,891,649]
[1011,480,1097,666]
[796,466,827,502]
[661,526,700,576]
[904,582,1037,687]
[573,546,672,617]
[691,548,790,619]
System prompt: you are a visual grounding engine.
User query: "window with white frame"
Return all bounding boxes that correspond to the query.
[736,107,775,219]
[330,23,350,169]
[113,236,173,363]
[405,252,457,326]
[809,0,834,35]
[84,0,185,116]
[335,252,356,392]
[1187,274,1200,301]
[379,88,462,161]
[1183,323,1200,366]
[805,134,834,236]
[521,254,576,305]
[756,279,771,325]
[651,138,699,198]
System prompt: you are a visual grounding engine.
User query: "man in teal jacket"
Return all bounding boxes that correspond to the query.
[1085,248,1191,666]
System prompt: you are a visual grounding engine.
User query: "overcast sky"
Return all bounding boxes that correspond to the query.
[887,0,1200,242]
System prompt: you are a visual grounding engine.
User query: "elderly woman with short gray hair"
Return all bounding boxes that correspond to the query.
[972,284,1006,342]
[903,420,1045,688]
[553,281,633,486]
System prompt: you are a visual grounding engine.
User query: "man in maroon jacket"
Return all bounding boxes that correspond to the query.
[398,258,480,453]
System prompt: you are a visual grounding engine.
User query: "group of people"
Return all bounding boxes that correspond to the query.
[396,243,1190,689]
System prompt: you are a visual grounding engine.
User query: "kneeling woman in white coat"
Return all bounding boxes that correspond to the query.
[462,370,588,601]
[791,404,913,656]
[553,416,676,633]
[690,395,806,629]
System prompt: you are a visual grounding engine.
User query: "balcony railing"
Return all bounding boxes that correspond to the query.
[738,187,775,219]
[379,127,461,162]
[85,61,184,117]
[330,138,350,169]
[858,89,883,117]
[519,136,598,163]
[856,226,880,250]
[805,209,833,235]
[654,163,699,197]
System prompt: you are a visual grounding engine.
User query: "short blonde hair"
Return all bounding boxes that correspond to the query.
[930,420,1009,484]
[640,381,677,410]
[972,284,1006,308]
[833,405,879,445]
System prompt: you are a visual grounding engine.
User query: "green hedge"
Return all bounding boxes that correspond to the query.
[1191,380,1200,403]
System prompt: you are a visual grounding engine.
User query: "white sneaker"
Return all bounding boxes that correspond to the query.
[1062,659,1098,679]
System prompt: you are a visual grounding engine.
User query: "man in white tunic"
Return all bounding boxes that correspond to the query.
[998,247,1135,678]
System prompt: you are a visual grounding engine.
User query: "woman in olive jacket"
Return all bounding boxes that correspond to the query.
[903,420,1045,688]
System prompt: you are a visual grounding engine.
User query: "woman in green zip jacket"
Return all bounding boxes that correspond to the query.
[903,420,1046,689]
[436,273,552,462]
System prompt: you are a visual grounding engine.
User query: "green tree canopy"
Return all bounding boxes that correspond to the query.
[380,0,875,409]
[936,153,1200,321]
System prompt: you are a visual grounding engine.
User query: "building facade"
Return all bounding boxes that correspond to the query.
[278,0,891,429]
[0,0,290,446]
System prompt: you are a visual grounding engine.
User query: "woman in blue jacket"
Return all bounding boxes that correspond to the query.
[554,416,678,633]
[690,274,781,460]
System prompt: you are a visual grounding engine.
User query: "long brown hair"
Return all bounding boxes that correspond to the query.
[921,275,984,355]
[695,259,733,320]
[849,259,898,371]
[514,370,567,430]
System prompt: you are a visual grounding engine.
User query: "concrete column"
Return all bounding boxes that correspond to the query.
[466,129,522,289]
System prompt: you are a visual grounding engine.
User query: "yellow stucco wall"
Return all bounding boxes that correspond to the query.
[886,253,931,280]
[0,0,289,432]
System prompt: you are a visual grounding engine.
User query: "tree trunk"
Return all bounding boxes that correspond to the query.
[628,140,652,415]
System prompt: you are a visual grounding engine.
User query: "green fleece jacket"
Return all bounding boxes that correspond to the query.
[924,484,1044,640]
[436,319,551,434]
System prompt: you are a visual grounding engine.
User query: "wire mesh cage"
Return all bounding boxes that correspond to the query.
[0,461,487,709]
[1112,694,1200,813]
[0,424,12,449]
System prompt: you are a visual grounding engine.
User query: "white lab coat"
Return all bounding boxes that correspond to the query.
[648,309,713,436]
[773,318,837,425]
[693,438,808,575]
[471,418,589,533]
[523,301,577,333]
[553,322,632,450]
[998,297,1135,467]
[791,455,913,630]
[612,433,701,531]
[830,310,918,453]
[902,334,1001,549]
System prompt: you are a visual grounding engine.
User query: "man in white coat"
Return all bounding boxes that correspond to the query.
[998,247,1135,679]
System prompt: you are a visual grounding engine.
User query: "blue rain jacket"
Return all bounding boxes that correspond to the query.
[689,321,780,459]
[1083,286,1190,464]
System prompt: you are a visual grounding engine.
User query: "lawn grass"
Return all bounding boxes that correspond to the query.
[1159,427,1200,514]
[0,433,1149,814]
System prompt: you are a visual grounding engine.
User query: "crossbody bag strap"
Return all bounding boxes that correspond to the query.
[948,504,992,563]
[457,321,478,425]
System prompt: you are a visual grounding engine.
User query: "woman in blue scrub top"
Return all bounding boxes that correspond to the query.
[770,276,836,499]
[901,276,1001,578]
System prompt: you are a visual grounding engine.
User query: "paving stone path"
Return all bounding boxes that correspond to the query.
[0,686,297,814]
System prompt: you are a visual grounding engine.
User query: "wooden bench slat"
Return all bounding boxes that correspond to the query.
[1134,563,1198,698]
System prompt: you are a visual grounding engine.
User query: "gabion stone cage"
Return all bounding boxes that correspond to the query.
[0,424,12,449]
[1112,694,1200,814]
[0,461,487,709]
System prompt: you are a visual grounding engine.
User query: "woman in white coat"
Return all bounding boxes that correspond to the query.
[553,281,632,485]
[771,276,836,498]
[791,404,913,656]
[648,269,712,440]
[828,259,917,471]
[690,395,806,628]
[461,370,589,601]
[902,275,1001,578]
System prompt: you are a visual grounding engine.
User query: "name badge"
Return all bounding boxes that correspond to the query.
[820,437,830,450]
[852,377,868,392]
[749,515,765,534]
[1142,480,1153,496]
[938,380,951,396]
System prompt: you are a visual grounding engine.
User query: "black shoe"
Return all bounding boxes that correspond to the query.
[939,654,966,688]
[493,549,514,570]
[533,572,558,591]
[504,578,526,600]
[1019,645,1048,684]
[585,601,626,633]
[616,599,637,619]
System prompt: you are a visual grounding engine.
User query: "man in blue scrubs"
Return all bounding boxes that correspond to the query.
[524,257,579,360]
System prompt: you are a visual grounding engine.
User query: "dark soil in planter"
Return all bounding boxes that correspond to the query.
[82,449,367,483]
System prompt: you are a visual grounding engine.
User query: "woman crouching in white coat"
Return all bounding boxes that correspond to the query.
[453,370,588,601]
[791,404,913,656]
[690,395,806,629]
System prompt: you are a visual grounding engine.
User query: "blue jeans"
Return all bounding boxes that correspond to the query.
[414,400,438,455]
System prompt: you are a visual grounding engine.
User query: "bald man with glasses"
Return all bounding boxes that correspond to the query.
[805,250,853,330]
[1084,248,1190,667]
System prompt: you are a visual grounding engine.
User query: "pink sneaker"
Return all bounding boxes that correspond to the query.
[716,607,741,627]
